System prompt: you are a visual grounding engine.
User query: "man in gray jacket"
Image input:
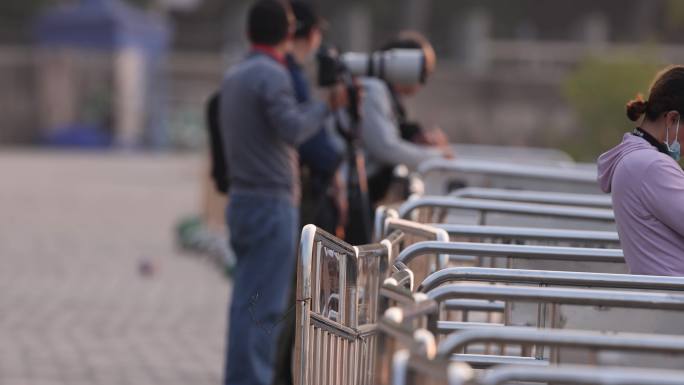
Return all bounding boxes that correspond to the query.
[220,2,345,384]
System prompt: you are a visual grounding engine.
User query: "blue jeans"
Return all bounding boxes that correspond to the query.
[224,193,298,385]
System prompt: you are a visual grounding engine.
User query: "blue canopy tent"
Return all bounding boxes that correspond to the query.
[33,0,171,148]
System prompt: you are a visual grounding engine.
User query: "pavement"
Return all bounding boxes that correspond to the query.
[0,150,230,385]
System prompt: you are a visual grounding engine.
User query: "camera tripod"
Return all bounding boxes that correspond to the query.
[335,74,372,245]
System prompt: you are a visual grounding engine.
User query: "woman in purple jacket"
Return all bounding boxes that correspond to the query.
[598,65,684,276]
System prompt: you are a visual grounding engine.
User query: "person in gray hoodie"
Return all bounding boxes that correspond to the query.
[359,31,453,207]
[597,65,684,276]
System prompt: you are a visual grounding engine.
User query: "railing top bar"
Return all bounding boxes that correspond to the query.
[398,196,615,221]
[437,321,505,332]
[451,144,573,163]
[479,365,684,385]
[417,158,597,183]
[385,217,447,239]
[426,284,684,310]
[431,223,620,242]
[437,326,684,357]
[395,241,624,265]
[451,354,549,369]
[419,266,684,292]
[452,187,612,207]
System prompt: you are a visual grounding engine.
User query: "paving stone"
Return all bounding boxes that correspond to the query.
[0,151,231,385]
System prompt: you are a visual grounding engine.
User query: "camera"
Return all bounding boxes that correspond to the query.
[317,45,427,87]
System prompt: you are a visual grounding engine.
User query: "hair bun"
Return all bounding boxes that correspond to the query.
[626,96,648,121]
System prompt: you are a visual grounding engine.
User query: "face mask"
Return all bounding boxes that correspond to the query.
[665,117,681,161]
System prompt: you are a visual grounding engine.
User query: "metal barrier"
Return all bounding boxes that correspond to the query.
[426,284,684,311]
[294,224,396,385]
[396,280,684,359]
[418,158,597,184]
[381,302,684,383]
[417,158,601,195]
[383,218,621,249]
[477,365,684,385]
[381,217,472,273]
[391,353,684,385]
[418,266,684,292]
[395,241,624,266]
[391,349,473,385]
[451,187,612,208]
[395,240,626,290]
[296,153,684,384]
[398,196,614,223]
[376,291,442,385]
[383,217,450,243]
[437,326,684,358]
[431,223,619,247]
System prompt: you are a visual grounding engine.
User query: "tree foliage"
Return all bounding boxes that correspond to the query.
[562,54,661,161]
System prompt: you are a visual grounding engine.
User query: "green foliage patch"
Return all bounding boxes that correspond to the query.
[562,54,661,161]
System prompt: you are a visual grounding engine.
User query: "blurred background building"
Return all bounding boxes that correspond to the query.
[3,0,684,159]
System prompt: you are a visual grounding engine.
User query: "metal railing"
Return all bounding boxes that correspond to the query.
[386,321,684,384]
[418,266,684,292]
[431,223,619,246]
[451,187,612,208]
[418,158,597,185]
[426,284,684,311]
[398,196,614,223]
[296,151,684,385]
[395,241,624,266]
[381,302,684,383]
[417,158,600,195]
[294,224,397,385]
[378,215,621,248]
[438,326,684,358]
[477,365,684,385]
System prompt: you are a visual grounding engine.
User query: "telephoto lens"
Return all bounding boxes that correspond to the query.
[341,49,426,85]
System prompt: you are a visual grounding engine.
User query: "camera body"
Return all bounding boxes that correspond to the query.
[317,45,427,87]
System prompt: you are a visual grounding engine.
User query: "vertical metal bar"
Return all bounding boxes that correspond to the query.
[550,303,560,363]
[369,335,377,385]
[536,283,549,360]
[340,256,347,326]
[337,336,343,385]
[313,242,322,313]
[354,339,360,385]
[311,324,317,385]
[295,226,316,385]
[325,334,335,384]
[349,340,356,385]
[321,330,328,385]
[312,327,320,384]
[361,338,367,385]
[352,338,358,385]
[349,338,356,385]
[341,339,348,385]
[306,324,312,385]
[330,334,340,385]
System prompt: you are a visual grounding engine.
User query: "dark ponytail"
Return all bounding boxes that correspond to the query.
[627,65,684,122]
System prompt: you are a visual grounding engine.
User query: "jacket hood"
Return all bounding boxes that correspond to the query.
[597,133,655,193]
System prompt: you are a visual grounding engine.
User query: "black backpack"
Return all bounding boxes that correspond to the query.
[206,92,229,194]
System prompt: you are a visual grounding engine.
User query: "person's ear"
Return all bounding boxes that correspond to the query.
[667,110,681,126]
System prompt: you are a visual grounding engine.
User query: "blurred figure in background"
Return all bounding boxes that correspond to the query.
[359,31,453,207]
[598,65,684,276]
[219,1,346,385]
[273,2,344,385]
[288,1,345,234]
